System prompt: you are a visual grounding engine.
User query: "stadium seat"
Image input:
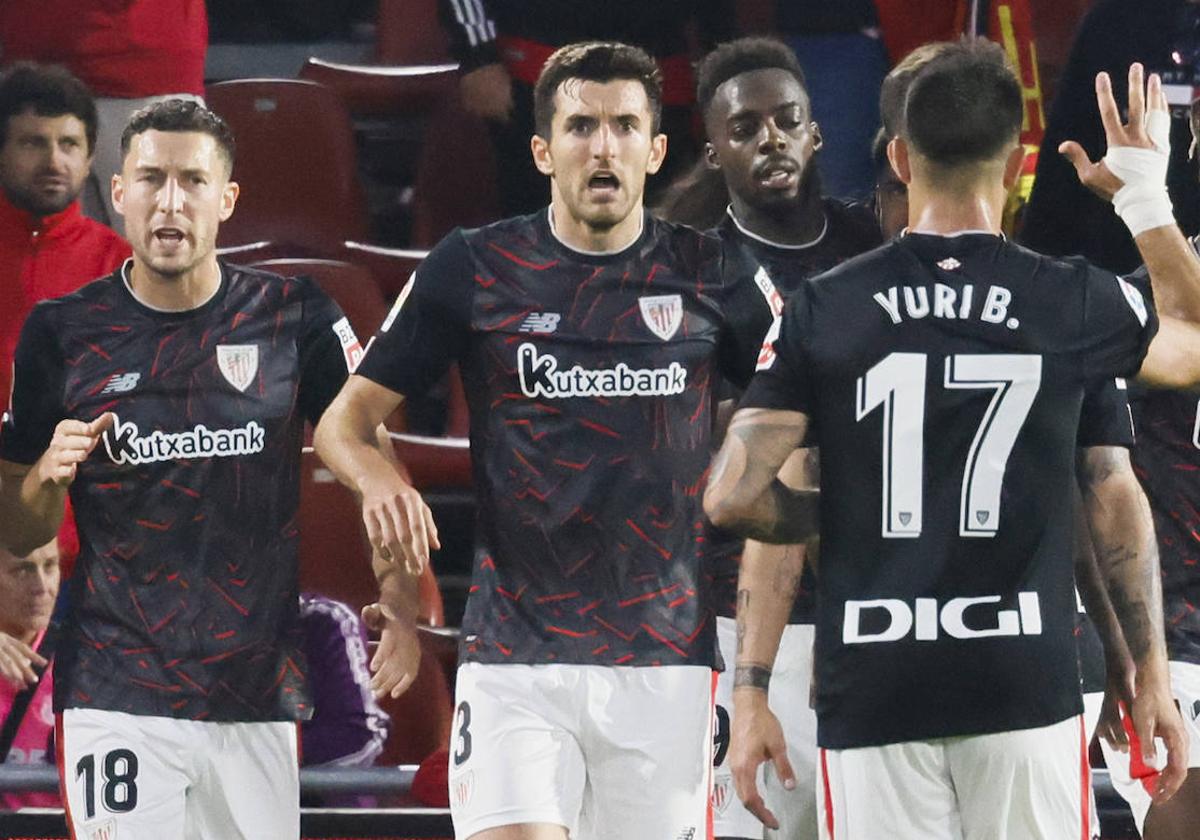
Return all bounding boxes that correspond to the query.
[205,79,370,255]
[375,0,452,64]
[298,60,459,120]
[410,103,500,247]
[390,432,472,491]
[251,257,390,342]
[343,241,426,302]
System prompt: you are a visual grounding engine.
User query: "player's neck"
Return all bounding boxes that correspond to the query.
[729,190,826,247]
[126,257,222,312]
[548,200,643,255]
[906,182,1005,236]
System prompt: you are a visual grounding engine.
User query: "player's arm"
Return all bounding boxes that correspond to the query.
[704,408,816,543]
[1072,481,1134,751]
[728,447,816,828]
[1063,66,1200,324]
[1076,445,1189,800]
[313,376,438,575]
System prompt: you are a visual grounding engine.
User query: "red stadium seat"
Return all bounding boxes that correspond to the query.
[251,257,390,342]
[298,60,459,120]
[410,104,500,247]
[390,432,472,491]
[376,0,452,64]
[205,79,370,255]
[343,241,426,302]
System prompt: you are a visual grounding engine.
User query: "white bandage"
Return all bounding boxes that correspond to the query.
[1105,109,1174,236]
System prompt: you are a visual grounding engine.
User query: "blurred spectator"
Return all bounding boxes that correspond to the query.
[298,593,391,769]
[0,0,208,233]
[1020,0,1200,273]
[0,540,60,811]
[0,63,130,416]
[774,0,888,201]
[437,0,734,215]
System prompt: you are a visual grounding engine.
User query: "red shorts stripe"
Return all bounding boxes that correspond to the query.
[708,670,718,840]
[55,714,78,840]
[820,748,835,839]
[1079,715,1090,840]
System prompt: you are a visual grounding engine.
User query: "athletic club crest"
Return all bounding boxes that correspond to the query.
[86,819,117,840]
[711,777,732,815]
[639,294,683,341]
[216,344,259,393]
[451,770,475,807]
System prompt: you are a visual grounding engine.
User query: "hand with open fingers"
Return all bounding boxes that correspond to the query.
[1060,63,1174,234]
[0,631,46,688]
[729,691,796,829]
[359,470,440,575]
[34,413,114,487]
[362,601,421,699]
[1130,682,1190,802]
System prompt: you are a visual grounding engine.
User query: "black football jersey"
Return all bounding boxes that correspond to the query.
[0,262,356,721]
[357,210,769,666]
[742,232,1157,748]
[706,200,882,624]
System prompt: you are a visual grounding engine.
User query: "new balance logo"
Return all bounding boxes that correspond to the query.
[100,373,141,395]
[519,312,561,334]
[517,343,687,399]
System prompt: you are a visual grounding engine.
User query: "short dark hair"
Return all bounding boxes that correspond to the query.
[533,41,663,137]
[879,41,957,138]
[0,62,98,154]
[903,40,1022,167]
[696,37,807,118]
[121,99,237,175]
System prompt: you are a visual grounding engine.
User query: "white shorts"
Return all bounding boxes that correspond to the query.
[1099,660,1200,832]
[817,715,1091,840]
[58,708,299,840]
[448,662,714,840]
[713,616,818,840]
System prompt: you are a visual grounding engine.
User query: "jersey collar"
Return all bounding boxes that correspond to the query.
[726,205,828,250]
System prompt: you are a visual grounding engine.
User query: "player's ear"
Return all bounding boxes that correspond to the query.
[1002,144,1027,191]
[646,132,668,175]
[704,141,721,171]
[888,136,912,185]
[811,122,823,152]
[531,133,554,176]
[111,174,125,218]
[219,181,240,221]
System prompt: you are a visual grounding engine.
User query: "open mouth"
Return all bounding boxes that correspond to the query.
[755,159,799,188]
[587,172,621,193]
[154,227,186,245]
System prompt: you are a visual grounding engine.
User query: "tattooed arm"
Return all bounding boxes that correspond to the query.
[704,408,817,544]
[1076,445,1189,800]
[727,447,817,828]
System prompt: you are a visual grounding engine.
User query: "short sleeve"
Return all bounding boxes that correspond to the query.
[740,282,816,415]
[1076,377,1134,448]
[717,253,777,391]
[294,277,355,427]
[0,306,66,465]
[355,230,473,398]
[1080,263,1158,380]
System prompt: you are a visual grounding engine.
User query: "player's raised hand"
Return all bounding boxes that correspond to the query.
[1127,681,1190,801]
[729,690,796,829]
[34,413,114,487]
[0,631,46,688]
[362,600,421,699]
[359,471,440,575]
[1060,63,1170,208]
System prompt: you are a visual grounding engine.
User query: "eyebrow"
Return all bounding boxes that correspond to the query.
[133,165,211,178]
[728,101,803,121]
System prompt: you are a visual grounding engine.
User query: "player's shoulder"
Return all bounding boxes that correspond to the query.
[822,197,884,251]
[221,260,326,302]
[29,268,125,319]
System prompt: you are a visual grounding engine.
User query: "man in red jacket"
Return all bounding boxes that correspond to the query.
[0,0,208,230]
[0,63,130,414]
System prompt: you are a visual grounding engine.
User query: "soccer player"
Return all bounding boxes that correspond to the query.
[314,41,772,840]
[1069,96,1200,840]
[705,43,1197,839]
[687,36,880,840]
[0,100,423,838]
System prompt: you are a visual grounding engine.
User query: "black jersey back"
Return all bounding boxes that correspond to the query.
[0,263,353,721]
[742,232,1157,749]
[707,201,882,624]
[357,210,767,666]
